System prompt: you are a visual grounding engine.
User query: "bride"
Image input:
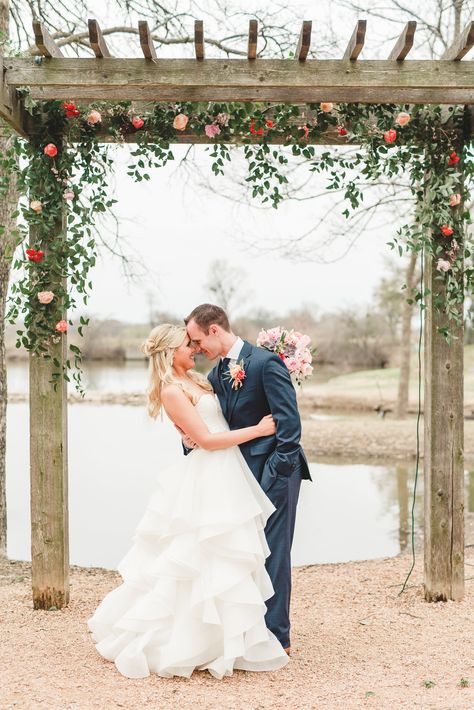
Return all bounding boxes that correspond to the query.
[87,323,289,679]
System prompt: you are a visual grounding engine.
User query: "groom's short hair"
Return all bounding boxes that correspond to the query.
[185,304,231,333]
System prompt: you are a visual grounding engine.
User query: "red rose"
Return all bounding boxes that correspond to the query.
[26,248,44,262]
[278,352,286,361]
[249,120,264,136]
[66,109,80,118]
[440,225,454,237]
[301,125,309,139]
[132,116,144,129]
[384,129,397,144]
[265,119,274,128]
[44,143,58,157]
[337,125,348,136]
[448,151,460,166]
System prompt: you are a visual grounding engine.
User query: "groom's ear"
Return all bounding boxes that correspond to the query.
[209,324,219,335]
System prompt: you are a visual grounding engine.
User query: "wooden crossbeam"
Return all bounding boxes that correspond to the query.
[32,20,64,58]
[138,20,157,60]
[295,21,312,61]
[194,20,204,60]
[6,58,474,104]
[248,19,258,60]
[88,19,112,58]
[388,21,416,60]
[0,60,28,137]
[442,21,474,60]
[343,20,366,60]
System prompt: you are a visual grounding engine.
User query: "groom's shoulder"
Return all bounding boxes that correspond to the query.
[247,342,276,365]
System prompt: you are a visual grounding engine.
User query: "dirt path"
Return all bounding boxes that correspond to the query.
[1,551,474,710]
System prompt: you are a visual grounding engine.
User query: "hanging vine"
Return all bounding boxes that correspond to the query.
[2,97,473,392]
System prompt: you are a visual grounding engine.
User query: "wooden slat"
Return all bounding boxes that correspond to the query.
[388,21,416,60]
[343,20,366,60]
[248,19,258,60]
[88,19,112,58]
[0,58,28,137]
[443,21,474,60]
[32,20,64,58]
[194,20,204,60]
[138,20,157,60]
[295,20,312,61]
[7,57,474,105]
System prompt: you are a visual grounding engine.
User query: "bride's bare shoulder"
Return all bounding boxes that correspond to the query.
[161,384,187,402]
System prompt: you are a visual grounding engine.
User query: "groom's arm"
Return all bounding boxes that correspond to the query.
[262,354,302,476]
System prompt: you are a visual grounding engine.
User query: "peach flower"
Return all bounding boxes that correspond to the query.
[320,103,333,112]
[449,193,461,207]
[37,291,54,304]
[173,114,189,131]
[86,110,102,125]
[55,320,68,333]
[30,200,42,213]
[395,112,411,126]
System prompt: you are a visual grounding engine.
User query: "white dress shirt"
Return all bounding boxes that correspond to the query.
[224,336,244,362]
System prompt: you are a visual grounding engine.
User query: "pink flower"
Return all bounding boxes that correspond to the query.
[132,116,144,129]
[395,112,411,126]
[86,110,102,125]
[449,193,461,207]
[384,129,397,144]
[204,124,221,139]
[37,291,55,304]
[55,320,68,333]
[63,189,74,201]
[320,103,333,112]
[216,112,230,126]
[436,259,451,273]
[43,144,58,157]
[302,363,313,377]
[30,200,42,213]
[173,114,189,131]
[227,360,246,389]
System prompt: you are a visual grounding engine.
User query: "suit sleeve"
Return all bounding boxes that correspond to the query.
[261,354,302,478]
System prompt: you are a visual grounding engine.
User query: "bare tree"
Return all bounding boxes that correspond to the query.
[206,258,250,315]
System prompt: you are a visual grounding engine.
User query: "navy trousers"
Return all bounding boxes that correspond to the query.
[263,465,302,648]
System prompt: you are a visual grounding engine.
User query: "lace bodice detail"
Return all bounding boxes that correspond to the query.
[195,394,229,433]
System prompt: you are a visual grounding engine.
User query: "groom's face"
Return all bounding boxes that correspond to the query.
[186,319,222,360]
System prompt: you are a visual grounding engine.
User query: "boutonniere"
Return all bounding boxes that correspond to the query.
[225,359,246,390]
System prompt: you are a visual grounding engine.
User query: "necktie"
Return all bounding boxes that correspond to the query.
[221,357,231,389]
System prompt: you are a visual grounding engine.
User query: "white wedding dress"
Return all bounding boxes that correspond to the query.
[87,393,289,679]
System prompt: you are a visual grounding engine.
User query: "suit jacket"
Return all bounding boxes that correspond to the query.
[208,340,312,493]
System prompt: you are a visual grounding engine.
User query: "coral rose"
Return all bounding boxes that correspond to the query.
[30,200,42,213]
[173,114,189,131]
[449,193,461,207]
[43,144,58,157]
[55,320,68,333]
[384,129,397,144]
[86,110,102,125]
[132,117,144,129]
[395,112,411,126]
[37,291,55,304]
[440,225,454,237]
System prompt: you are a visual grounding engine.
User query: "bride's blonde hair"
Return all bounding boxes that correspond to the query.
[141,323,213,419]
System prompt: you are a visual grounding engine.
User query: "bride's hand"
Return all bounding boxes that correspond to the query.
[256,414,276,437]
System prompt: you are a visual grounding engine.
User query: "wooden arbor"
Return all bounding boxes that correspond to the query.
[2,18,474,608]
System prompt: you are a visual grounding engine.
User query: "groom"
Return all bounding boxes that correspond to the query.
[184,303,311,654]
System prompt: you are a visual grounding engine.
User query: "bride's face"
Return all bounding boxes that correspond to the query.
[173,336,196,371]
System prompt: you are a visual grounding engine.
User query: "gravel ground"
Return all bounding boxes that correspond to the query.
[1,551,474,710]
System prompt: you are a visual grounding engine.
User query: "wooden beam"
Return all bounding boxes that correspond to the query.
[0,58,29,137]
[443,21,474,60]
[295,20,312,61]
[32,21,64,58]
[138,20,157,60]
[30,204,69,610]
[424,246,464,602]
[194,20,204,60]
[6,57,474,104]
[88,19,112,58]
[388,21,416,60]
[343,20,366,60]
[248,19,258,60]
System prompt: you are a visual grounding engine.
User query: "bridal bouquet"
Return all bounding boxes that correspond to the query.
[256,327,314,386]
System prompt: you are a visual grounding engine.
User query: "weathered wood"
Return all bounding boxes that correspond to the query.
[32,21,64,58]
[248,19,258,60]
[138,20,157,60]
[5,58,474,104]
[388,21,416,61]
[88,19,112,58]
[442,21,474,60]
[343,19,366,60]
[194,20,204,60]
[295,20,311,61]
[424,245,464,602]
[30,208,69,610]
[0,58,28,137]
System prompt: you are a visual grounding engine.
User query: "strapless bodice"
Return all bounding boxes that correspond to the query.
[195,393,229,433]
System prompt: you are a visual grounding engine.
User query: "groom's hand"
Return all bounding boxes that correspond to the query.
[175,424,198,449]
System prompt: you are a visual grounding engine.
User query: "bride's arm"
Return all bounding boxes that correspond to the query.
[161,386,274,451]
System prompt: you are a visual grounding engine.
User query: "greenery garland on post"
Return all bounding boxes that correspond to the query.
[2,98,473,392]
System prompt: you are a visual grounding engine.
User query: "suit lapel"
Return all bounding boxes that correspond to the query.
[209,362,228,419]
[227,340,253,422]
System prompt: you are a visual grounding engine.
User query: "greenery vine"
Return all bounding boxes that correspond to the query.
[3,96,473,392]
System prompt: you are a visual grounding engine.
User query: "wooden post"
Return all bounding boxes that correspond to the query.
[424,246,464,601]
[29,210,69,610]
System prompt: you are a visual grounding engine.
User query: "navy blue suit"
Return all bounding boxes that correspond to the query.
[208,340,311,648]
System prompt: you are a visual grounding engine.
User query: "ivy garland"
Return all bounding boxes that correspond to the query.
[3,97,473,392]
